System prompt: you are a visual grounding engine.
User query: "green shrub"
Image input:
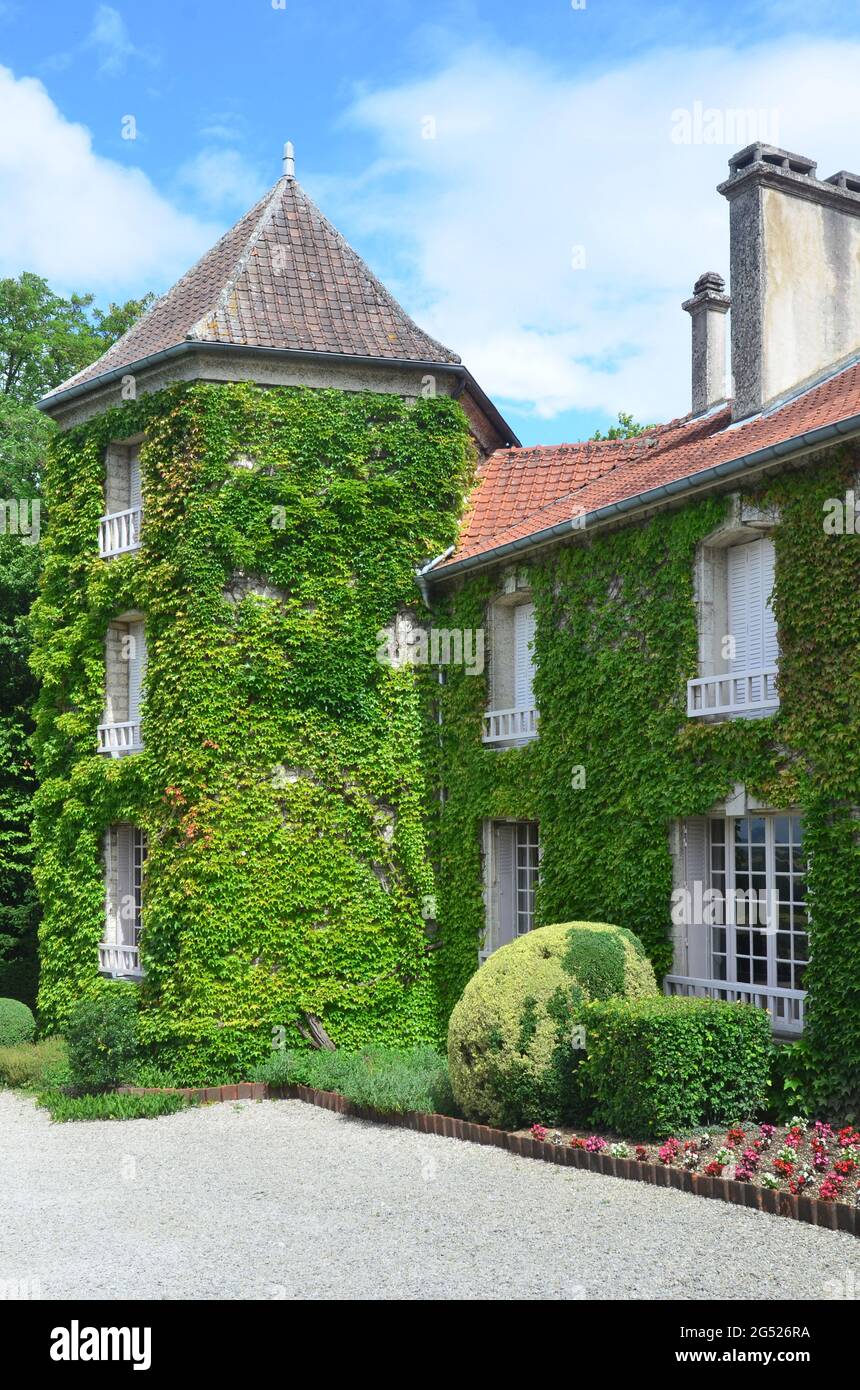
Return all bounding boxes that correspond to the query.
[66,986,139,1091]
[447,921,659,1128]
[37,1089,188,1123]
[253,1045,455,1115]
[0,1036,66,1088]
[580,995,772,1137]
[0,997,36,1046]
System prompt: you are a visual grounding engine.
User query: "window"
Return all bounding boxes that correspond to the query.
[688,529,779,718]
[482,820,539,958]
[100,440,142,558]
[98,617,147,755]
[100,824,146,978]
[670,811,806,1033]
[483,597,538,744]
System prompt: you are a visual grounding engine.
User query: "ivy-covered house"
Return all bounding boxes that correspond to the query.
[420,142,860,1115]
[34,141,860,1109]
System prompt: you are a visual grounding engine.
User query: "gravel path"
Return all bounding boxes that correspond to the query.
[1,1089,856,1300]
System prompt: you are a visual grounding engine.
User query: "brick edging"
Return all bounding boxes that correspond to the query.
[117,1080,859,1236]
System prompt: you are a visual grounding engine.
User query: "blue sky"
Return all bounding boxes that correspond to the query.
[1,0,859,443]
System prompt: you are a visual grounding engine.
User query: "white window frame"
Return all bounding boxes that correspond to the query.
[666,809,806,1034]
[688,511,780,720]
[99,439,143,559]
[483,592,539,745]
[99,824,146,978]
[481,819,540,960]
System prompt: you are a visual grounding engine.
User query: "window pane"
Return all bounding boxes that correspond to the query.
[750,817,766,844]
[774,816,790,843]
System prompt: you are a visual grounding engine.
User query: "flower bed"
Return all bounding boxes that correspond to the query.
[524,1117,860,1208]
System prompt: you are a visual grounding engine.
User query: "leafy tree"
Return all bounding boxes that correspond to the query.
[0,277,152,1004]
[590,411,656,441]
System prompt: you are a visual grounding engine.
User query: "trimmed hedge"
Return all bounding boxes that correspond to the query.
[447,921,658,1128]
[253,1045,455,1115]
[580,995,772,1138]
[0,997,36,1046]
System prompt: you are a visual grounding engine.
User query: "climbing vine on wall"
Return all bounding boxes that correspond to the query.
[32,382,472,1080]
[429,452,860,1117]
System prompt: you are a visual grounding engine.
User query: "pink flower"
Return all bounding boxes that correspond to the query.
[585,1135,606,1153]
[530,1124,548,1142]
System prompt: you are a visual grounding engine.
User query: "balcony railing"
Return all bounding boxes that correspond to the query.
[687,666,779,718]
[98,942,143,979]
[482,706,539,744]
[664,973,805,1036]
[97,720,142,756]
[99,507,142,559]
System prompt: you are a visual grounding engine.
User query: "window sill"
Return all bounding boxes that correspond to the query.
[482,706,539,745]
[686,667,779,719]
[98,943,144,979]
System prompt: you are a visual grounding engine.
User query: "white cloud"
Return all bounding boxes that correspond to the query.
[177,147,267,214]
[0,65,218,295]
[85,4,150,75]
[327,38,860,424]
[44,5,155,77]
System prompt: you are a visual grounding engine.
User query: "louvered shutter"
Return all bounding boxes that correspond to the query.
[514,603,536,710]
[728,538,776,704]
[684,816,710,977]
[118,825,135,946]
[127,622,146,720]
[129,446,142,512]
[761,538,778,669]
[495,824,517,951]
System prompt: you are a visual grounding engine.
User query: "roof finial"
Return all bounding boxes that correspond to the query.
[283,141,295,180]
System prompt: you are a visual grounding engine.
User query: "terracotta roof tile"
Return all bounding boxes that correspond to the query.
[437,358,860,569]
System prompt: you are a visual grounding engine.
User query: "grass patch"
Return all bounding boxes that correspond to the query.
[0,1036,67,1088]
[252,1045,456,1116]
[36,1089,190,1123]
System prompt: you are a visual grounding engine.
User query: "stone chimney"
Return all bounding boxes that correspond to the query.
[719,143,860,420]
[682,271,730,416]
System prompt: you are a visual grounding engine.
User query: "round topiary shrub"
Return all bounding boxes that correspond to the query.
[447,921,658,1128]
[0,997,36,1047]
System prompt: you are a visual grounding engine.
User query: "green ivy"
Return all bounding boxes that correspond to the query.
[32,382,472,1079]
[430,454,860,1118]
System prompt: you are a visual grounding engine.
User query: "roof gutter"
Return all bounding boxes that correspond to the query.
[37,340,520,445]
[426,411,860,583]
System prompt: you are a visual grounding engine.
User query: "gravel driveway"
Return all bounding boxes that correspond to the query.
[1,1089,856,1300]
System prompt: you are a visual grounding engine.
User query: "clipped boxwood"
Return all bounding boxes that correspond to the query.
[447,921,658,1127]
[0,997,36,1047]
[66,985,139,1091]
[580,994,772,1137]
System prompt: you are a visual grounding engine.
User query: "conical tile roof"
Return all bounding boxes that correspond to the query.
[43,173,461,402]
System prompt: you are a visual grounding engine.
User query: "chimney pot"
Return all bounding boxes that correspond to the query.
[682,272,730,416]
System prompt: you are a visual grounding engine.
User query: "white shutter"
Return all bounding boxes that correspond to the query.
[127,622,147,720]
[728,538,777,703]
[129,446,142,512]
[684,816,710,977]
[494,824,517,952]
[761,538,778,668]
[514,603,536,710]
[118,825,135,947]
